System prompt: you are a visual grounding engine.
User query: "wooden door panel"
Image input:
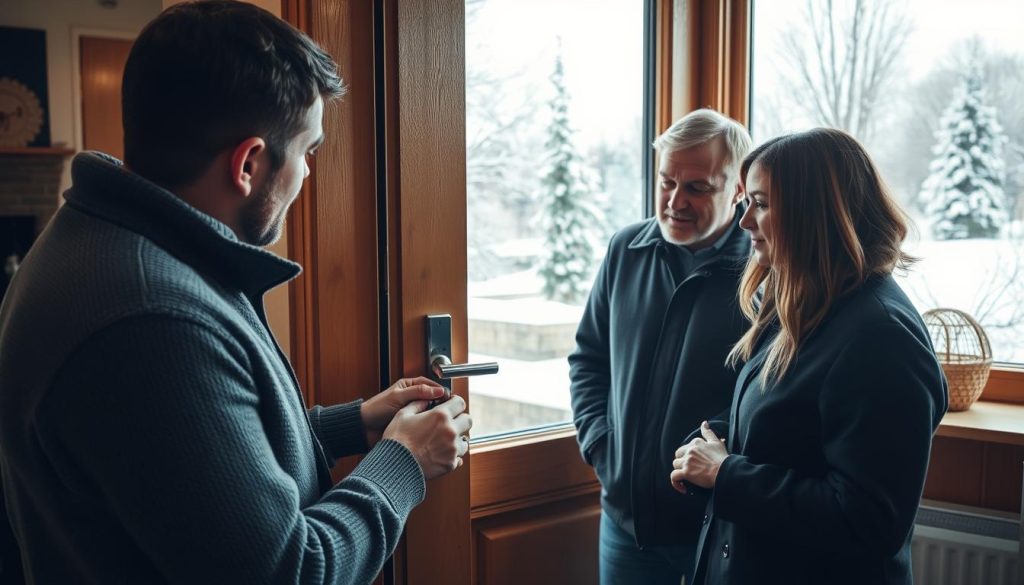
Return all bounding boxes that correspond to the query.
[391,0,472,583]
[292,1,615,583]
[80,37,132,160]
[923,437,1024,513]
[471,430,597,513]
[474,495,600,585]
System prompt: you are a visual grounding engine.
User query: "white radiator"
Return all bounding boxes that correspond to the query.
[913,501,1020,585]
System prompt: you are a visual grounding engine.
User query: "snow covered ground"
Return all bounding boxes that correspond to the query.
[467,234,1024,430]
[468,351,572,412]
[897,235,1024,363]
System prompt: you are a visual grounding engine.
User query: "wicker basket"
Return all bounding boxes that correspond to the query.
[922,308,992,412]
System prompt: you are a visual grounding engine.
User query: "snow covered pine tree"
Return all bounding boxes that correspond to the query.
[919,64,1008,239]
[537,50,602,304]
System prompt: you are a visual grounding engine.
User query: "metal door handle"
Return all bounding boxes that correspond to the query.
[430,353,499,380]
[425,314,499,392]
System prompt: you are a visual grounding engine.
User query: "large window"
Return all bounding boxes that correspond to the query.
[465,0,647,438]
[751,0,1024,364]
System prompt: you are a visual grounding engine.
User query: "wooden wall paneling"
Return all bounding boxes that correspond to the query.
[305,0,380,414]
[377,2,403,577]
[680,0,702,114]
[923,437,984,507]
[980,443,1024,513]
[675,0,749,125]
[655,0,674,134]
[699,0,726,111]
[381,0,403,387]
[474,495,600,585]
[282,0,314,400]
[470,430,598,515]
[283,0,381,485]
[286,175,315,398]
[924,437,1024,514]
[391,0,472,583]
[723,0,749,125]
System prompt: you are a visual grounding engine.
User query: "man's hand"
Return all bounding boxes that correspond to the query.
[382,394,472,480]
[670,421,729,494]
[361,377,446,448]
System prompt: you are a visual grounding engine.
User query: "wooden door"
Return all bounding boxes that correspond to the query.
[388,1,615,583]
[290,0,666,583]
[80,36,132,160]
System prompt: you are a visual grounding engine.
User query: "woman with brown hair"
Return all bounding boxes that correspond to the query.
[670,128,947,585]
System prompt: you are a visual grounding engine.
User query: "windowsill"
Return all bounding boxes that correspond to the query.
[937,401,1024,446]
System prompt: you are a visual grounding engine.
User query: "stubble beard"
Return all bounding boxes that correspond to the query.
[240,179,285,247]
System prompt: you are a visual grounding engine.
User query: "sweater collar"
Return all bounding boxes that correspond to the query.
[64,152,301,296]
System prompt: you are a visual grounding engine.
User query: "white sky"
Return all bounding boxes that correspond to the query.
[753,0,1024,86]
[467,0,644,149]
[469,0,1024,148]
[902,0,1024,80]
[748,0,1024,145]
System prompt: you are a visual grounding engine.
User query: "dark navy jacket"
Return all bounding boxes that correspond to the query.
[694,275,947,585]
[569,211,750,546]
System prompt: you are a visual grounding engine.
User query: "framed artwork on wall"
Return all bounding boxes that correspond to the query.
[0,26,51,147]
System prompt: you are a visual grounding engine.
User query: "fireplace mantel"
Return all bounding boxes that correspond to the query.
[0,146,75,157]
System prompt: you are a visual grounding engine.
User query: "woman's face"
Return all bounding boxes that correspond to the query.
[739,162,773,268]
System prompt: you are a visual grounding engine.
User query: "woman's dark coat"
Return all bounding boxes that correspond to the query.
[693,275,947,585]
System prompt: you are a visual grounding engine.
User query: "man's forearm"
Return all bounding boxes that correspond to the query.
[309,400,368,462]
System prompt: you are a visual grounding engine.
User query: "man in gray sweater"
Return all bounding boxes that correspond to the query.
[0,2,471,583]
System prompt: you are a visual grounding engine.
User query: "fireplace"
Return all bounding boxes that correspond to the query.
[0,148,72,299]
[0,215,35,298]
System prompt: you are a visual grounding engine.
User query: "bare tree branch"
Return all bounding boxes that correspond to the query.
[778,0,909,146]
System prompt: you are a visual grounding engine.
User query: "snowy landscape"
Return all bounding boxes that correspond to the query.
[465,0,1024,437]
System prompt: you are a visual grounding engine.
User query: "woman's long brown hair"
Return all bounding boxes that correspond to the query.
[727,128,914,387]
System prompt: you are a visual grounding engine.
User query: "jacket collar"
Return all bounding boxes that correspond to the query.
[627,206,751,263]
[63,152,301,297]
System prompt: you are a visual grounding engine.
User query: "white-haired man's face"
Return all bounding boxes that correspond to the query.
[656,138,742,250]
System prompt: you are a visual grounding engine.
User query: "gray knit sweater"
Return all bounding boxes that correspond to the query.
[0,152,425,584]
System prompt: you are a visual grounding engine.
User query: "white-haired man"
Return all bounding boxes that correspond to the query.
[570,108,752,584]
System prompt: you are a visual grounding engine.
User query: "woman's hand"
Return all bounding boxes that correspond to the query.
[670,421,730,494]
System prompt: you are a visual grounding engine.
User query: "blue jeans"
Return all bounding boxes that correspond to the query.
[599,511,696,585]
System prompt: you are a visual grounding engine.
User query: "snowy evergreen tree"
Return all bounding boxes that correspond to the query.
[918,64,1008,239]
[537,51,602,304]
[589,133,642,242]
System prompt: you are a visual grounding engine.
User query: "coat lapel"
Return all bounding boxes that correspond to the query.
[729,325,775,447]
[729,354,760,447]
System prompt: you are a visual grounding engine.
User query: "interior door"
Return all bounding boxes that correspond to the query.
[80,36,132,160]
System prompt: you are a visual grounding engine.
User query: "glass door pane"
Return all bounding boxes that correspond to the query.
[465,0,646,438]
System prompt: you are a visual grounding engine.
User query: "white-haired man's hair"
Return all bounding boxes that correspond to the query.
[653,108,752,185]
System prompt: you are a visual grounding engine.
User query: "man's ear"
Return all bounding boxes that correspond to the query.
[731,178,744,206]
[229,137,267,198]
